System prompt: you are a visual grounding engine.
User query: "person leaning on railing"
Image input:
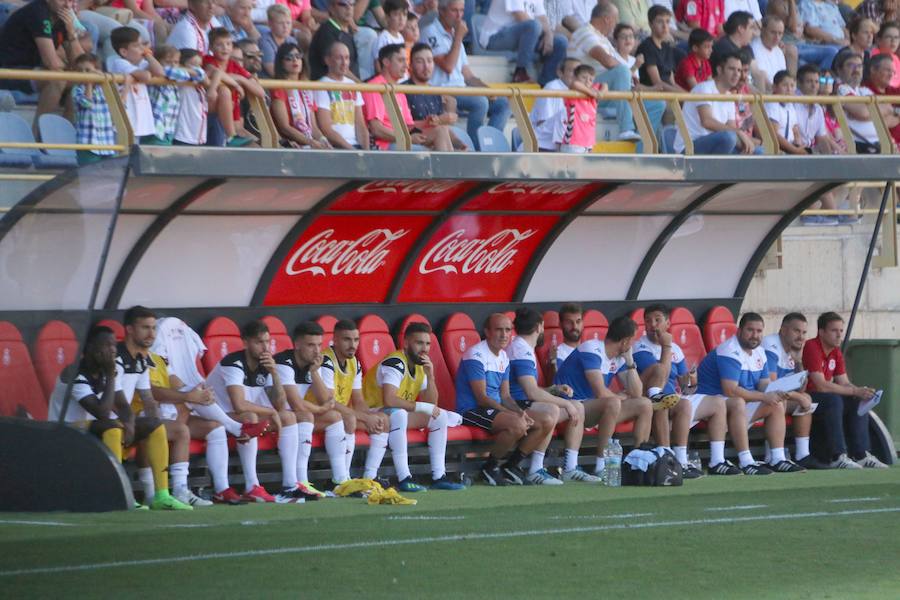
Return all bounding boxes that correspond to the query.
[270,42,331,148]
[862,52,900,148]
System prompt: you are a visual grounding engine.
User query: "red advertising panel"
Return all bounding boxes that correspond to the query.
[397,214,559,303]
[328,180,477,212]
[263,215,431,305]
[460,182,604,212]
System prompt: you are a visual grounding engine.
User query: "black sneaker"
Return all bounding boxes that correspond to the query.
[796,454,830,470]
[769,459,806,473]
[480,463,506,486]
[740,461,774,475]
[707,460,741,475]
[682,464,704,479]
[500,462,526,485]
[650,392,680,411]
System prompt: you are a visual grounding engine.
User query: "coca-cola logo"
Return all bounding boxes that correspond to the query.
[356,180,459,194]
[487,182,585,195]
[418,229,536,275]
[286,228,409,277]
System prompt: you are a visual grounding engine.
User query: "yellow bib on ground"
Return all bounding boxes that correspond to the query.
[362,350,425,409]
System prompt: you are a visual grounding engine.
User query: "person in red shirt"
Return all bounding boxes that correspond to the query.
[802,311,887,469]
[203,27,265,146]
[863,52,900,148]
[675,0,725,37]
[675,28,714,90]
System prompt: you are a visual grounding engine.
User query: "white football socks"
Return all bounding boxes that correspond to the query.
[674,446,688,467]
[237,436,260,492]
[564,448,578,472]
[769,447,786,464]
[324,422,349,483]
[138,467,154,502]
[191,403,243,437]
[278,423,299,488]
[428,410,449,480]
[738,450,755,468]
[795,436,810,461]
[709,441,726,466]
[388,410,411,481]
[296,421,314,483]
[170,461,189,495]
[205,426,230,493]
[344,428,356,473]
[363,432,388,479]
[529,451,545,475]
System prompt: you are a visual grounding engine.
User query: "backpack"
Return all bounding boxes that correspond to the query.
[622,444,684,487]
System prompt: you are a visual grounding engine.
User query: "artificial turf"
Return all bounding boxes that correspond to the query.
[2,468,899,599]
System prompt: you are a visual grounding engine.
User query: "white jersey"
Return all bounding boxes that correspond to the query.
[530,78,567,150]
[150,317,207,389]
[555,342,576,369]
[207,350,274,412]
[174,84,207,145]
[675,80,736,153]
[106,56,155,137]
[115,343,151,405]
[762,333,797,379]
[47,366,123,422]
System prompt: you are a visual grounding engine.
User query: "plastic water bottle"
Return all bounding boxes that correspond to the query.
[606,439,622,487]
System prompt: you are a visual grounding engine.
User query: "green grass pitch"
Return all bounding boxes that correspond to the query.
[2,468,900,599]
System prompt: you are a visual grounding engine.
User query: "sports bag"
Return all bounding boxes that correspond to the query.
[622,444,683,486]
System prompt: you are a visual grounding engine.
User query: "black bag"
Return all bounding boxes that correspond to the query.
[622,444,684,487]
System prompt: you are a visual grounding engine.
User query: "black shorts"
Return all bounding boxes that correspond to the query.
[515,398,533,410]
[461,407,500,431]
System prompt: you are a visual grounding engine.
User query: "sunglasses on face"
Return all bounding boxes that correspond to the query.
[285,52,303,60]
[819,76,835,83]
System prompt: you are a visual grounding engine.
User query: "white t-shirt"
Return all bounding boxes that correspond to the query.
[792,101,827,148]
[166,13,221,54]
[372,30,405,76]
[555,342,576,369]
[250,0,275,23]
[568,24,617,75]
[314,76,365,147]
[47,368,123,422]
[750,38,786,85]
[838,83,879,145]
[547,0,594,29]
[106,56,155,137]
[207,351,274,413]
[174,84,207,145]
[530,78,567,150]
[421,19,469,86]
[674,79,736,152]
[724,0,762,21]
[765,101,798,140]
[480,0,547,48]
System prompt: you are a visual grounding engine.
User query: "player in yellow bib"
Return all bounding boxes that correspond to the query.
[362,322,465,491]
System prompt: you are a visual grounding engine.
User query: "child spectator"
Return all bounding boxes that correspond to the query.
[765,70,807,154]
[371,0,407,76]
[106,26,165,142]
[174,49,223,146]
[675,28,714,90]
[870,21,900,88]
[612,24,643,84]
[148,45,206,145]
[203,26,266,146]
[71,53,118,165]
[261,4,298,77]
[402,11,419,62]
[555,64,607,153]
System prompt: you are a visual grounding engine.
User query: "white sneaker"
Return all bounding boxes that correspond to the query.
[616,130,642,141]
[174,488,213,507]
[561,467,601,483]
[525,469,564,485]
[855,452,889,469]
[831,453,863,469]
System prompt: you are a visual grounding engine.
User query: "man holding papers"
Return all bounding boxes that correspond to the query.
[802,312,889,469]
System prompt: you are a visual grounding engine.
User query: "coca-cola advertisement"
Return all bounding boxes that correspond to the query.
[263,215,431,305]
[397,215,559,302]
[461,182,606,211]
[329,180,477,212]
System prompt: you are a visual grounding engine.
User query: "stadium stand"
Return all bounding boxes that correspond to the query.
[32,320,79,399]
[702,306,738,352]
[0,321,47,419]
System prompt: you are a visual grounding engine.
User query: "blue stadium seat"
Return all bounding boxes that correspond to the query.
[476,125,510,152]
[0,112,38,167]
[37,114,79,169]
[450,125,475,151]
[0,90,14,112]
[661,125,678,154]
[469,13,517,60]
[510,127,522,152]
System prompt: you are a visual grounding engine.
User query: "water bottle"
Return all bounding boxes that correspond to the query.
[606,439,622,487]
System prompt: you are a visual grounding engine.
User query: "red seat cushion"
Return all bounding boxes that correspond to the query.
[261,315,292,354]
[0,322,47,419]
[536,310,562,379]
[581,309,608,342]
[356,314,396,373]
[96,319,125,341]
[670,308,707,370]
[317,315,338,349]
[629,308,646,339]
[201,317,243,374]
[33,320,78,398]
[441,313,481,380]
[703,306,738,352]
[395,314,457,411]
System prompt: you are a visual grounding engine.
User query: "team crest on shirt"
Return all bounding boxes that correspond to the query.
[754,356,764,370]
[828,358,836,371]
[255,374,267,386]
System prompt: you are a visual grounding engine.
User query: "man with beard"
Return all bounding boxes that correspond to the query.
[545,302,585,382]
[696,312,804,475]
[362,322,465,490]
[835,51,882,153]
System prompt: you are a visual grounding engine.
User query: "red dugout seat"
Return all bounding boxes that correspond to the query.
[536,310,562,378]
[703,306,738,351]
[356,314,395,372]
[629,308,646,339]
[261,315,292,354]
[316,315,338,348]
[581,309,608,342]
[441,313,481,379]
[396,314,457,411]
[33,320,79,398]
[669,308,706,369]
[201,317,242,374]
[96,319,125,341]
[0,322,47,419]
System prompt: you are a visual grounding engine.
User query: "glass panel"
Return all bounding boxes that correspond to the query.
[701,182,819,213]
[96,214,158,306]
[583,183,708,213]
[120,177,207,211]
[184,178,343,212]
[460,182,606,211]
[329,180,475,211]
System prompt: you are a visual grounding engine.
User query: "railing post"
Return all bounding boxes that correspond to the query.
[509,87,537,152]
[630,91,657,154]
[248,95,279,149]
[383,83,411,151]
[668,98,692,155]
[868,97,895,155]
[101,73,133,154]
[750,94,777,155]
[831,100,857,155]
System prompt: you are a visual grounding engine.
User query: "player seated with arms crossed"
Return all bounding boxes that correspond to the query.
[362,322,465,491]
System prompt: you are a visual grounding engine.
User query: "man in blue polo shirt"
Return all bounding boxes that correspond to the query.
[554,315,653,477]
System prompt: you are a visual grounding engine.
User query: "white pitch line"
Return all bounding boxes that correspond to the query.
[548,513,655,520]
[386,516,467,521]
[827,497,881,503]
[704,505,768,512]
[0,520,77,527]
[2,506,898,578]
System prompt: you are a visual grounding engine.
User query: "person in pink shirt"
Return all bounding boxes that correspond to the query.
[109,0,170,42]
[870,20,900,87]
[556,63,608,153]
[277,0,317,47]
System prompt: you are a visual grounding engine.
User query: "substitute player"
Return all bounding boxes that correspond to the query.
[544,302,584,381]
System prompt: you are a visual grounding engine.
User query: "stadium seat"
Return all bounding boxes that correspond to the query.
[37,114,79,168]
[96,319,125,341]
[581,309,608,342]
[0,89,15,111]
[669,308,707,369]
[629,308,646,339]
[201,317,243,374]
[450,126,475,151]
[261,315,292,353]
[536,310,562,376]
[33,320,79,398]
[0,112,38,167]
[356,314,395,373]
[0,321,47,419]
[477,125,511,152]
[395,314,457,411]
[317,314,338,348]
[702,306,738,352]
[441,313,481,379]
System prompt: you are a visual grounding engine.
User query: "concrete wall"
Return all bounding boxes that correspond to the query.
[743,220,900,339]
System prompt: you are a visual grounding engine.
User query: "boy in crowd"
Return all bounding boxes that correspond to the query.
[71,53,118,165]
[675,28,714,90]
[107,26,165,142]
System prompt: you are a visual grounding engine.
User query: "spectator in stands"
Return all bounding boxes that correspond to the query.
[555,63,607,152]
[751,16,787,91]
[371,0,406,75]
[871,21,900,87]
[794,63,844,154]
[863,52,900,146]
[797,0,848,51]
[107,27,164,142]
[857,0,899,27]
[71,53,118,165]
[167,0,219,54]
[236,38,264,75]
[404,43,469,150]
[422,0,511,149]
[673,51,761,153]
[724,0,760,27]
[802,312,888,469]
[148,46,207,146]
[282,0,318,49]
[637,5,683,92]
[361,322,466,491]
[204,27,265,146]
[545,0,597,31]
[309,0,361,80]
[833,17,876,72]
[675,0,726,38]
[566,3,653,141]
[455,313,538,486]
[554,316,654,478]
[261,4,298,77]
[351,0,386,80]
[0,0,86,131]
[545,301,583,381]
[219,0,260,41]
[633,304,725,479]
[106,0,170,45]
[612,23,643,79]
[363,43,455,149]
[479,0,568,85]
[733,48,758,136]
[402,10,420,52]
[173,49,223,146]
[315,40,370,148]
[675,27,713,89]
[712,10,770,89]
[271,43,331,148]
[612,0,650,37]
[765,70,809,154]
[530,57,578,151]
[274,322,350,487]
[761,313,830,470]
[835,51,882,153]
[766,0,839,71]
[696,312,804,475]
